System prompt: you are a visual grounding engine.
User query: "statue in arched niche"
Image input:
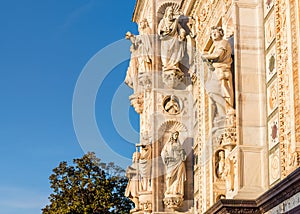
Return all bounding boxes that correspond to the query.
[201,26,234,117]
[215,150,226,179]
[161,131,186,196]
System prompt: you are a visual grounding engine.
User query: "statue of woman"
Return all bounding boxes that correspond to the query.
[158,6,186,72]
[161,131,186,195]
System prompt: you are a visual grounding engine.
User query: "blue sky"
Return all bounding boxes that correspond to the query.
[0,1,139,213]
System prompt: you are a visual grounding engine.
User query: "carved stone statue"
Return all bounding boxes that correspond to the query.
[138,144,152,191]
[164,95,180,114]
[158,6,186,72]
[157,6,188,89]
[201,26,234,117]
[161,131,186,196]
[125,152,141,212]
[126,19,152,75]
[215,150,226,179]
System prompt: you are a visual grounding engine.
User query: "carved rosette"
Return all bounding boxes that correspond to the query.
[163,194,184,210]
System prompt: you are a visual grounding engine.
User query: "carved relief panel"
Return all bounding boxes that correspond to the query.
[269,147,281,185]
[265,12,275,49]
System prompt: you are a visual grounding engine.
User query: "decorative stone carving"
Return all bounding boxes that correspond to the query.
[264,0,274,17]
[140,200,152,213]
[158,120,187,138]
[138,73,152,91]
[267,79,278,116]
[214,110,237,152]
[265,45,277,83]
[269,147,280,185]
[125,152,141,212]
[162,69,184,88]
[163,195,184,210]
[217,128,237,151]
[129,93,144,114]
[163,95,181,115]
[201,26,234,118]
[224,155,235,192]
[265,12,275,49]
[268,113,279,150]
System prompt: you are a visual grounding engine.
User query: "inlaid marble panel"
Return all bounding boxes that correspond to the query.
[265,45,277,82]
[265,12,275,49]
[267,79,278,116]
[269,147,281,185]
[268,113,279,150]
[264,0,274,17]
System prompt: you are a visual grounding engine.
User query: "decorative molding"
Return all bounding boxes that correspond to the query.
[274,0,289,177]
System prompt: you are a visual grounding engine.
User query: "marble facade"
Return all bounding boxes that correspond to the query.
[124,0,300,213]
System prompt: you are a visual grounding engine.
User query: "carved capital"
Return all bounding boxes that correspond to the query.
[163,194,184,210]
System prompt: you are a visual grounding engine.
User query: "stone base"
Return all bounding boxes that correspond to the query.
[162,69,184,89]
[163,194,184,210]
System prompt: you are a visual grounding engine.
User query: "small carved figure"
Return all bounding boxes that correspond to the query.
[158,6,186,72]
[138,144,152,191]
[161,131,186,195]
[216,150,226,179]
[125,152,141,211]
[222,157,234,191]
[164,95,180,114]
[201,26,234,117]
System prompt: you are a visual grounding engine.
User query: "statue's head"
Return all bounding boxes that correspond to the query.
[171,131,179,140]
[219,150,225,158]
[210,26,224,40]
[165,6,174,18]
[139,18,149,29]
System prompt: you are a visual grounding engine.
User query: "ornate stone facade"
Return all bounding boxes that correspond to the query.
[123,0,300,213]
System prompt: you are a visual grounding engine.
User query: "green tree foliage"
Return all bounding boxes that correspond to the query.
[42,152,133,214]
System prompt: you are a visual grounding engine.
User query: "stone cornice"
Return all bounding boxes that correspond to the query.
[204,167,300,213]
[257,167,300,212]
[204,199,259,214]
